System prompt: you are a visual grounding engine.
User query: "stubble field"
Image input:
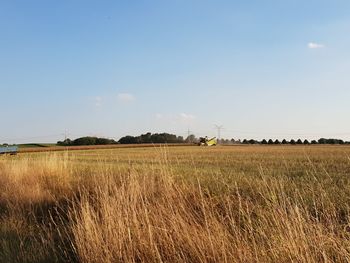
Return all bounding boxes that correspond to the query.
[1,145,350,262]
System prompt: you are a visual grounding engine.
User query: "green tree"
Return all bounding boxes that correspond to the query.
[57,138,72,146]
[318,138,327,144]
[119,136,138,144]
[248,139,257,144]
[119,133,185,144]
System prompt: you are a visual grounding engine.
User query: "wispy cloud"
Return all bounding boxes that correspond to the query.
[155,113,196,123]
[308,42,325,49]
[155,113,163,119]
[94,96,102,107]
[117,93,135,103]
[179,113,196,121]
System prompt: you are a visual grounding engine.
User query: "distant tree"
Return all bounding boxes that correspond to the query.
[329,139,337,144]
[242,139,248,144]
[140,132,152,143]
[119,133,184,144]
[73,137,96,145]
[290,139,296,145]
[96,137,117,145]
[311,140,318,144]
[57,138,72,146]
[274,139,280,144]
[57,137,117,146]
[248,139,257,144]
[221,139,231,144]
[282,139,288,144]
[118,136,138,144]
[296,139,303,144]
[261,139,268,144]
[73,137,117,146]
[303,139,310,145]
[268,139,274,144]
[317,138,344,144]
[185,134,196,143]
[330,138,344,144]
[318,138,327,144]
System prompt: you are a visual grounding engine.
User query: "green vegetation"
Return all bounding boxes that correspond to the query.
[118,132,185,144]
[57,136,118,146]
[236,138,349,145]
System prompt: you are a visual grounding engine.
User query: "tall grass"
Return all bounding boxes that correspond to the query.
[1,146,350,262]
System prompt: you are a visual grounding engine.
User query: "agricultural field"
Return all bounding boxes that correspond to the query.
[1,145,350,262]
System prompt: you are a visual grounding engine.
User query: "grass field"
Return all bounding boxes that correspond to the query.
[1,145,350,262]
[17,143,187,153]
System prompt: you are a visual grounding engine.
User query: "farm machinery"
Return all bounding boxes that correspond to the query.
[198,137,217,146]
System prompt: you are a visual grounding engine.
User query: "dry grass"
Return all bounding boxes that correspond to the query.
[1,146,350,262]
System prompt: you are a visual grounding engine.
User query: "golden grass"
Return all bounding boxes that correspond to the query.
[1,146,350,262]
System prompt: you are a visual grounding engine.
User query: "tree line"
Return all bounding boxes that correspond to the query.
[57,133,186,146]
[118,132,184,144]
[57,137,118,146]
[56,135,349,146]
[222,138,349,145]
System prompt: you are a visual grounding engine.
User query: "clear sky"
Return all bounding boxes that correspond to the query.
[1,0,350,143]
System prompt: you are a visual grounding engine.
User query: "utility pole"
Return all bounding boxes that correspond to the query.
[187,128,192,142]
[62,129,70,142]
[214,125,223,141]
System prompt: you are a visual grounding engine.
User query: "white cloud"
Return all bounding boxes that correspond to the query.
[155,113,163,119]
[179,113,196,121]
[117,93,135,103]
[94,96,102,107]
[154,113,196,123]
[308,42,325,49]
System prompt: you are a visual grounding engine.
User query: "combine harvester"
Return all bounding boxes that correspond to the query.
[0,145,18,155]
[198,137,217,146]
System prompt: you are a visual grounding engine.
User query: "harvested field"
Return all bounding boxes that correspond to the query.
[18,143,191,153]
[1,145,350,262]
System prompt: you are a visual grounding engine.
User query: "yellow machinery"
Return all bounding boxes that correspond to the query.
[198,137,217,146]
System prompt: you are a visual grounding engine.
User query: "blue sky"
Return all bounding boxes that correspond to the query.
[1,0,350,143]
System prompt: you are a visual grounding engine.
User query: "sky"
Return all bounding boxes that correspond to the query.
[1,0,350,143]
